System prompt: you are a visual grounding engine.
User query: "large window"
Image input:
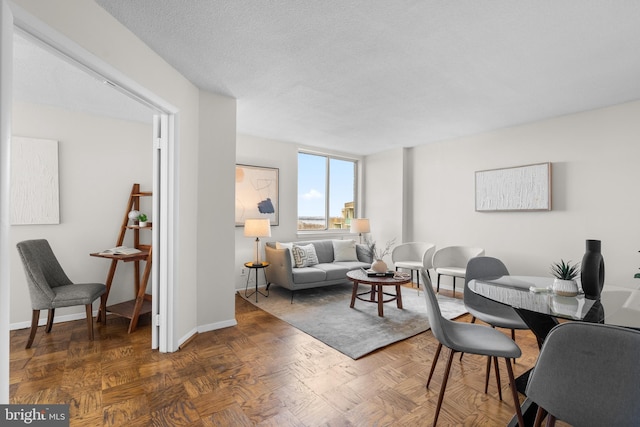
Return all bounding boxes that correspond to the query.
[298,152,357,231]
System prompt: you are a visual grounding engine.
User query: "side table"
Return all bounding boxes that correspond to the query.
[244,262,270,302]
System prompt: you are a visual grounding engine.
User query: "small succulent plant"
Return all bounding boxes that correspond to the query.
[137,213,148,222]
[550,259,580,280]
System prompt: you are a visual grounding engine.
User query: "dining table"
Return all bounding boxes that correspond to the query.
[468,275,640,426]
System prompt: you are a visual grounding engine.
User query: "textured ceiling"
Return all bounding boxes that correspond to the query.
[23,1,640,155]
[13,33,154,125]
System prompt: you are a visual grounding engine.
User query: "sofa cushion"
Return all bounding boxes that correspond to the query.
[332,239,358,261]
[313,263,350,281]
[309,240,335,264]
[292,267,326,284]
[292,244,319,267]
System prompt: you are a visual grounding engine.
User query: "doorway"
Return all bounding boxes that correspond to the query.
[1,1,177,402]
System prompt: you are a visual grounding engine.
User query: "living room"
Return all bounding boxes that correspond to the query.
[4,1,640,418]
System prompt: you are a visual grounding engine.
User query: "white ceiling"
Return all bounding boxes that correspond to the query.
[13,33,154,125]
[18,1,640,155]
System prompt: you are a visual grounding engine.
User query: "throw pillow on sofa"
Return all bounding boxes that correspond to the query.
[332,239,358,261]
[292,244,319,268]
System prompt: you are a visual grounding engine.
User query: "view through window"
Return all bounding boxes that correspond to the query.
[298,152,356,231]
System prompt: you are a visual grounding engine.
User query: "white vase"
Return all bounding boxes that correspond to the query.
[371,259,387,273]
[552,278,578,297]
[138,221,147,228]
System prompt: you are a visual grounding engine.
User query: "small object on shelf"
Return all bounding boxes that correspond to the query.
[98,246,142,256]
[137,213,148,227]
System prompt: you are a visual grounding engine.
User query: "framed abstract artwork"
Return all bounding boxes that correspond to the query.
[475,162,551,212]
[235,164,279,226]
[10,136,60,224]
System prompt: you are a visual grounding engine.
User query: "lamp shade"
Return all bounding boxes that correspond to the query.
[244,218,272,237]
[350,218,370,234]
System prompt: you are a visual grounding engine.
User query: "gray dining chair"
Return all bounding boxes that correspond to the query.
[16,239,106,349]
[463,257,530,396]
[526,322,640,427]
[421,270,524,427]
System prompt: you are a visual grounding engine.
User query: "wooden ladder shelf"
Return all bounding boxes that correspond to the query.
[91,183,153,333]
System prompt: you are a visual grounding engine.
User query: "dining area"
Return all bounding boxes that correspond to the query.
[464,259,640,426]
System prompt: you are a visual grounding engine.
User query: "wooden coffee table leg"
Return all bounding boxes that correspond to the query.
[396,284,403,309]
[378,285,384,317]
[350,281,359,308]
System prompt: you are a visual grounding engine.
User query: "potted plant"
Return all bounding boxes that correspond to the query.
[365,237,397,273]
[550,259,580,296]
[137,213,148,227]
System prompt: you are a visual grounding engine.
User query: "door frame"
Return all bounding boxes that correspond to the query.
[0,0,178,402]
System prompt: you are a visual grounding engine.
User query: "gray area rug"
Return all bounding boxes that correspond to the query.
[239,282,468,359]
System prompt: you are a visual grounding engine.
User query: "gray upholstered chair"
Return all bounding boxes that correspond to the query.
[432,245,484,296]
[392,242,435,291]
[16,239,106,349]
[421,270,524,426]
[462,256,529,398]
[526,322,640,427]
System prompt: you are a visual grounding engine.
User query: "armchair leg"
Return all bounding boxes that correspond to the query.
[85,304,95,341]
[45,309,55,333]
[26,310,40,349]
[436,274,441,292]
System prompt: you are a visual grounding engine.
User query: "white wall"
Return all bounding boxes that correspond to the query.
[368,101,640,290]
[197,91,237,331]
[363,148,404,267]
[10,102,152,326]
[235,134,299,290]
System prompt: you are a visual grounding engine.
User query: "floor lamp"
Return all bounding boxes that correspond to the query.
[350,218,370,244]
[244,218,272,265]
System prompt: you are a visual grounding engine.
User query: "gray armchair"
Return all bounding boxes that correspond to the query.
[16,239,106,349]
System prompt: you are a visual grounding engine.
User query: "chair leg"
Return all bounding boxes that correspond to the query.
[85,304,95,341]
[484,356,491,393]
[533,407,548,427]
[493,356,502,401]
[452,277,456,297]
[26,310,40,349]
[433,348,456,427]
[427,343,443,389]
[504,358,525,427]
[436,273,441,292]
[45,309,55,333]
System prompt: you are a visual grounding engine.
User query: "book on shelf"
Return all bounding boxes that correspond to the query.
[98,246,142,256]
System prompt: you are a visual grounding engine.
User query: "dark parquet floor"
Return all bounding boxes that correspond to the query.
[10,286,565,426]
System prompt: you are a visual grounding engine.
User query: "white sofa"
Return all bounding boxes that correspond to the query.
[264,239,372,292]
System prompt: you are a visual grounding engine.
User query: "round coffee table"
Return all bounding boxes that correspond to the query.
[347,269,412,317]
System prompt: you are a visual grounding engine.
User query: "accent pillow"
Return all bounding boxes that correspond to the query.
[276,242,295,265]
[333,239,358,262]
[292,244,319,268]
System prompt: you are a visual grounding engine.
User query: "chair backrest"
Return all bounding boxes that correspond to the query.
[464,256,509,309]
[391,242,435,264]
[432,246,485,269]
[526,322,640,426]
[16,239,72,309]
[422,244,436,270]
[420,269,453,347]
